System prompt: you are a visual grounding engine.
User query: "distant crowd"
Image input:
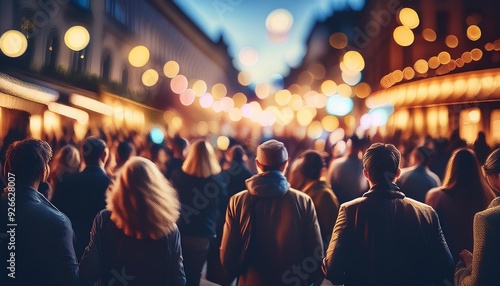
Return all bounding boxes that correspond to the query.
[1,127,499,286]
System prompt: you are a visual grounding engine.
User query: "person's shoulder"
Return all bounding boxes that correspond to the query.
[426,187,444,199]
[488,196,500,208]
[340,196,367,209]
[288,187,314,201]
[476,205,500,224]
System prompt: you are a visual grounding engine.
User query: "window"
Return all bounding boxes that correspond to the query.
[45,31,59,71]
[106,0,127,25]
[73,0,90,9]
[102,54,112,81]
[72,48,87,74]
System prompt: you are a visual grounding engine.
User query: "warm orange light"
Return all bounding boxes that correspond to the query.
[399,8,419,29]
[393,26,414,46]
[128,45,149,67]
[354,82,371,98]
[403,67,415,80]
[142,69,159,87]
[329,32,348,49]
[438,52,451,65]
[322,116,340,132]
[467,25,481,41]
[321,80,337,95]
[211,83,227,99]
[422,28,437,42]
[471,48,483,61]
[414,59,429,74]
[343,51,365,72]
[64,26,90,51]
[275,89,291,106]
[163,61,180,78]
[445,35,459,48]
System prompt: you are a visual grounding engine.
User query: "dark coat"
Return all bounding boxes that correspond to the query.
[169,170,227,238]
[51,166,111,259]
[79,210,185,286]
[0,186,79,286]
[323,185,454,286]
[221,161,254,198]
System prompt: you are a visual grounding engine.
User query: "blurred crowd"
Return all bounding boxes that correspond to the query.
[1,126,500,286]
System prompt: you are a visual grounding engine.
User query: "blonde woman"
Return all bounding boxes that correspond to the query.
[79,157,185,285]
[169,139,228,286]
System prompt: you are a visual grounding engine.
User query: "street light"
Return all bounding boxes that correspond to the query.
[64,26,90,51]
[0,30,28,58]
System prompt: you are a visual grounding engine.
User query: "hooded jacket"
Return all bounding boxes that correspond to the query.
[220,171,324,286]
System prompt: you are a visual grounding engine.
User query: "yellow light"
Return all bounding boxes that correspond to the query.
[461,52,472,63]
[163,110,176,123]
[141,69,159,87]
[307,121,324,139]
[445,35,459,48]
[403,67,415,79]
[43,110,58,134]
[69,93,113,115]
[321,80,337,95]
[471,48,483,61]
[275,89,291,106]
[266,9,293,34]
[344,115,356,129]
[228,108,242,122]
[414,59,429,74]
[128,45,149,67]
[217,136,230,151]
[238,71,252,86]
[211,83,227,99]
[297,107,315,126]
[393,26,414,46]
[171,116,183,130]
[0,30,28,57]
[197,121,209,136]
[329,32,348,49]
[163,61,179,78]
[456,58,465,67]
[468,109,481,123]
[337,83,352,97]
[48,102,89,125]
[74,122,87,141]
[232,92,247,107]
[322,116,339,132]
[30,115,42,139]
[170,75,188,94]
[255,83,271,99]
[289,94,303,111]
[343,51,365,72]
[399,8,419,29]
[438,51,451,65]
[354,82,371,98]
[192,80,207,97]
[64,26,90,51]
[428,56,440,69]
[467,25,481,41]
[422,28,437,42]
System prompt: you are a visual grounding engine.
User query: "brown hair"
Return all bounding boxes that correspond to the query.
[362,143,401,184]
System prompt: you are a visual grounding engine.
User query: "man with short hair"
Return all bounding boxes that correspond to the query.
[323,143,453,286]
[220,139,323,286]
[53,137,111,259]
[0,139,79,285]
[396,146,441,202]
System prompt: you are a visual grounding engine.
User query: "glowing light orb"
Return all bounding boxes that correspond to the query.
[128,45,149,67]
[64,26,90,51]
[0,30,28,57]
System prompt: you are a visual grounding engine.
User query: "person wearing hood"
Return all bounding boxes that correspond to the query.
[220,139,324,286]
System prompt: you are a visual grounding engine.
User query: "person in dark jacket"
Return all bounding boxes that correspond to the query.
[80,157,185,286]
[221,145,254,198]
[323,143,453,286]
[220,139,324,286]
[170,139,227,286]
[0,139,79,286]
[52,137,111,259]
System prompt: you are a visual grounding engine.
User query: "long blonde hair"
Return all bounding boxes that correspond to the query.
[182,139,221,178]
[107,157,180,239]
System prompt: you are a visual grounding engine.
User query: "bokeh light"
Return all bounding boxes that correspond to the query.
[414,59,429,74]
[238,71,252,86]
[192,80,207,97]
[326,95,353,116]
[199,93,214,108]
[255,82,271,99]
[354,82,371,98]
[467,25,481,41]
[422,28,437,42]
[232,92,247,107]
[343,51,365,72]
[329,32,348,49]
[228,108,243,122]
[211,83,227,99]
[275,89,292,106]
[399,8,419,29]
[337,84,353,97]
[128,45,149,67]
[150,128,164,144]
[445,35,459,48]
[0,30,28,57]
[163,61,180,78]
[179,89,195,106]
[266,9,294,34]
[321,80,337,95]
[393,26,414,46]
[342,71,362,85]
[64,26,90,51]
[307,121,324,139]
[141,69,159,87]
[438,51,451,65]
[217,136,230,151]
[170,75,188,94]
[321,116,339,132]
[238,46,259,66]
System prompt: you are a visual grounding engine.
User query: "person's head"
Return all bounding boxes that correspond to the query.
[225,145,246,163]
[182,139,221,178]
[81,137,108,167]
[347,135,364,155]
[3,139,53,187]
[255,139,288,173]
[116,141,135,166]
[288,150,323,190]
[107,157,180,239]
[482,148,500,195]
[50,144,80,182]
[172,135,188,158]
[362,143,401,186]
[442,148,494,204]
[410,146,433,166]
[150,143,168,165]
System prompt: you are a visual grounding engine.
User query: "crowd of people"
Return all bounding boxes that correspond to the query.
[0,127,499,286]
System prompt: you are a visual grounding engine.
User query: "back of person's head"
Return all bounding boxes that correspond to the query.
[227,145,245,163]
[107,157,180,239]
[349,134,364,151]
[50,144,80,180]
[362,143,401,184]
[182,139,221,178]
[172,135,188,156]
[150,143,167,164]
[288,150,323,190]
[256,139,288,172]
[116,141,135,165]
[4,139,52,186]
[483,148,500,176]
[412,146,433,166]
[442,148,494,204]
[81,137,107,166]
